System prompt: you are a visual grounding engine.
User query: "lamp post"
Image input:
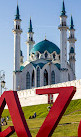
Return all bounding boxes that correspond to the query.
[0,70,6,132]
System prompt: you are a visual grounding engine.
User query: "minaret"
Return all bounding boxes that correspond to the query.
[12,3,22,91]
[68,15,77,74]
[58,0,69,82]
[26,17,35,61]
[12,4,22,71]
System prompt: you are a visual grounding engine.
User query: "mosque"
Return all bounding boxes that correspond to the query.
[13,1,77,91]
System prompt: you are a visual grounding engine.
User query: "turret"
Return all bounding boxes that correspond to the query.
[12,4,22,71]
[26,17,35,61]
[68,15,77,74]
[12,3,23,91]
[58,0,68,69]
[58,0,69,82]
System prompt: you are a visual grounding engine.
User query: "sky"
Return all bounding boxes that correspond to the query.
[0,0,81,91]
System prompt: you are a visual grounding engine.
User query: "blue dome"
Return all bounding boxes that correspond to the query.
[30,39,60,54]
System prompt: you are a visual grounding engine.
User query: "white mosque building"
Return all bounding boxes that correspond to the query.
[13,1,77,91]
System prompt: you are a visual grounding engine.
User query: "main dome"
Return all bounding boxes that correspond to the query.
[30,39,60,54]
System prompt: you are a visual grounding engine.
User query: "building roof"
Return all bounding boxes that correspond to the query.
[70,15,74,29]
[15,4,20,20]
[30,39,60,54]
[20,66,24,71]
[28,17,33,33]
[61,0,66,16]
[55,63,61,70]
[20,61,61,71]
[31,62,46,69]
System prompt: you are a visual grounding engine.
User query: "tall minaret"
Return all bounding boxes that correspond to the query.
[12,3,22,91]
[58,0,69,82]
[12,4,22,71]
[26,18,35,61]
[68,15,77,74]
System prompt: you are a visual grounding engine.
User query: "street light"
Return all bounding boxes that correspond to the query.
[0,70,6,96]
[1,80,5,88]
[0,70,6,132]
[1,80,5,94]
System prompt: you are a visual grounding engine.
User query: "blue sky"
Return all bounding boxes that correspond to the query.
[0,0,81,91]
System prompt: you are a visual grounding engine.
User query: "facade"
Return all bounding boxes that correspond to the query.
[13,1,77,91]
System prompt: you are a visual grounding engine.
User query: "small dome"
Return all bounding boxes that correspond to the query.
[30,39,60,54]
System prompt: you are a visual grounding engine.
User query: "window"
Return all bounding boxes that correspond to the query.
[31,37,33,41]
[44,69,48,86]
[45,52,48,59]
[64,22,66,26]
[53,53,56,60]
[16,25,17,29]
[18,25,20,30]
[32,70,34,87]
[36,53,39,59]
[37,67,40,87]
[59,55,60,60]
[68,73,70,81]
[26,72,30,89]
[62,22,66,26]
[51,71,55,84]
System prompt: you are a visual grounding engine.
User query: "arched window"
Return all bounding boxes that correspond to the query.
[59,55,60,60]
[68,73,70,81]
[37,67,40,87]
[62,22,63,26]
[18,25,20,30]
[26,72,30,89]
[45,52,48,59]
[44,69,48,86]
[16,25,17,29]
[31,37,33,41]
[36,52,39,59]
[32,70,34,87]
[51,71,55,84]
[53,53,56,60]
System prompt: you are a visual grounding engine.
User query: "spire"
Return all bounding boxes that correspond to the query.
[15,2,20,20]
[70,15,74,29]
[28,17,33,32]
[61,0,66,16]
[45,33,46,40]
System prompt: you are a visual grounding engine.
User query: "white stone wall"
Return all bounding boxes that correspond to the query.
[17,79,81,107]
[18,89,48,107]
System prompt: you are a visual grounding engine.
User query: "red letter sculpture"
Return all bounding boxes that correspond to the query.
[78,120,81,137]
[0,91,32,137]
[36,86,76,137]
[0,86,76,137]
